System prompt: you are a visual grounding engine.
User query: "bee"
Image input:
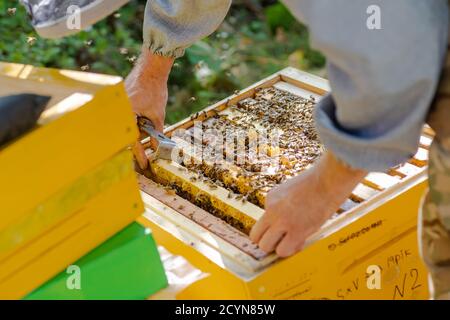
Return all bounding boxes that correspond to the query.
[26,36,36,46]
[164,187,176,196]
[127,56,138,63]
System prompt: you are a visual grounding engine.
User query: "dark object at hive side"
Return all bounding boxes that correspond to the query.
[0,94,51,147]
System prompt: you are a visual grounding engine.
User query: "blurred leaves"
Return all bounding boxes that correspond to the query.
[0,0,325,125]
[265,3,295,32]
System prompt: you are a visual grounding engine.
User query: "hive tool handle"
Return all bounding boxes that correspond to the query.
[137,116,178,161]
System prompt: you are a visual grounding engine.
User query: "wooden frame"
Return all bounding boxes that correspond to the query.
[138,67,431,273]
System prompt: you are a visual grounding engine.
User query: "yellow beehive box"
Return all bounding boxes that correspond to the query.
[0,62,138,224]
[1,151,143,299]
[138,68,431,300]
[0,63,144,298]
[141,176,429,299]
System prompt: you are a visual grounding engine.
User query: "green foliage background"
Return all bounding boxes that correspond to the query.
[0,0,325,125]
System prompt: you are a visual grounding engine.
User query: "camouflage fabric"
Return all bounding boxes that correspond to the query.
[421,39,450,299]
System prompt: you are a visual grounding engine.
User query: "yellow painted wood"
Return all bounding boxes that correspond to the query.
[0,62,144,299]
[0,150,135,260]
[137,214,250,300]
[246,178,429,300]
[0,172,143,299]
[0,63,138,231]
[0,62,122,108]
[141,177,429,300]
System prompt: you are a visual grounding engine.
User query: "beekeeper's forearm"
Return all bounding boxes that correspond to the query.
[283,0,448,171]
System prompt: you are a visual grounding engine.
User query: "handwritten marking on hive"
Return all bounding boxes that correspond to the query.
[393,268,422,300]
[387,249,412,268]
[327,220,383,251]
[337,277,360,299]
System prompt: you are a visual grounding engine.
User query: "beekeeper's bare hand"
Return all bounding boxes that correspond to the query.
[125,47,174,170]
[250,151,367,258]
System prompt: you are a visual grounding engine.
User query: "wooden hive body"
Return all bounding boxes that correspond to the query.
[139,67,432,299]
[0,62,144,298]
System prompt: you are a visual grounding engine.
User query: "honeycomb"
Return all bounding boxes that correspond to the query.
[172,87,323,209]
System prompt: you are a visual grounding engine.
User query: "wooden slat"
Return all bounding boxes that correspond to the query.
[363,173,401,191]
[148,159,265,234]
[138,175,268,260]
[409,147,429,167]
[279,67,330,96]
[140,192,277,272]
[423,125,435,138]
[350,184,380,203]
[389,163,424,178]
[338,198,360,214]
[419,135,433,149]
[273,81,322,101]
